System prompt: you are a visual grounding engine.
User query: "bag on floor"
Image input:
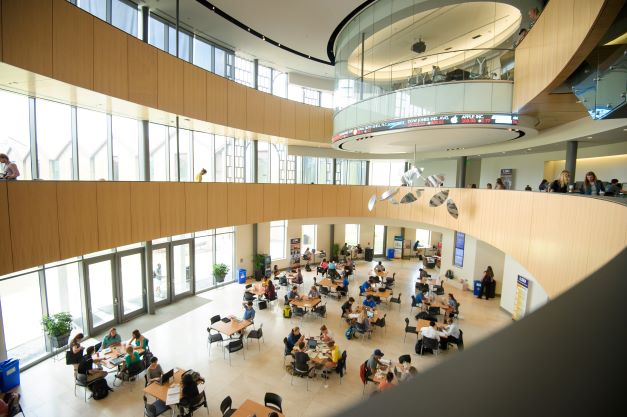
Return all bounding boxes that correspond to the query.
[415,339,423,354]
[345,326,355,340]
[415,311,437,321]
[89,378,112,400]
[283,305,292,318]
[305,264,312,272]
[258,300,268,310]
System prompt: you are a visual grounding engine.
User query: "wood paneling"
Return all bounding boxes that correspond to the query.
[323,108,334,140]
[244,184,263,225]
[264,94,281,136]
[157,52,183,114]
[52,0,93,89]
[322,186,338,218]
[336,185,350,217]
[0,182,13,275]
[185,183,208,232]
[159,182,186,237]
[227,81,247,130]
[294,104,310,141]
[279,184,295,220]
[207,183,227,228]
[127,37,158,109]
[228,183,248,225]
[263,184,280,221]
[307,185,324,218]
[206,73,228,126]
[183,62,206,121]
[97,182,131,250]
[309,107,325,141]
[280,100,295,139]
[2,0,53,76]
[349,186,363,218]
[246,88,265,133]
[361,186,376,219]
[130,182,160,243]
[93,19,128,100]
[56,182,98,259]
[7,182,59,270]
[292,185,309,219]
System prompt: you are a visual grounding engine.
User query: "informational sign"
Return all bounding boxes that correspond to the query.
[454,232,465,267]
[394,236,403,259]
[512,275,529,321]
[332,113,519,142]
[500,168,514,189]
[289,238,301,270]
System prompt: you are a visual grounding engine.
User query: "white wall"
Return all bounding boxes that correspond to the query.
[414,159,459,187]
[465,158,482,187]
[386,226,402,254]
[545,154,627,184]
[473,240,505,294]
[500,254,549,316]
[235,225,254,276]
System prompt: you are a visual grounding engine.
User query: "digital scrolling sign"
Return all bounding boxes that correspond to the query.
[332,113,519,142]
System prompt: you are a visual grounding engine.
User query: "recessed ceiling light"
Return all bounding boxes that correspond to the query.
[527,148,532,151]
[472,34,482,39]
[444,47,452,51]
[587,136,592,139]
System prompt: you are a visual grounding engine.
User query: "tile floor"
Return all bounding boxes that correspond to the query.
[16,259,511,417]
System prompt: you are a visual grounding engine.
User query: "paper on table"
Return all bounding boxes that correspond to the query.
[165,384,181,405]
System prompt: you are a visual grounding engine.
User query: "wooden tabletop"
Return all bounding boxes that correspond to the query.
[232,399,285,417]
[143,368,184,403]
[247,284,266,296]
[92,344,144,368]
[319,278,342,290]
[364,288,393,299]
[416,319,445,331]
[371,362,397,384]
[354,305,381,322]
[290,297,321,309]
[370,270,388,277]
[211,317,253,337]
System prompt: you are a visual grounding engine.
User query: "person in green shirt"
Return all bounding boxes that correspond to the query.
[128,329,149,350]
[100,327,122,350]
[124,345,141,369]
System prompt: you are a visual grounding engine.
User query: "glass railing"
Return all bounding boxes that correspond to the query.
[334,48,514,109]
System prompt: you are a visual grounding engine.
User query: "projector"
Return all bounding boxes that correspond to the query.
[412,40,426,54]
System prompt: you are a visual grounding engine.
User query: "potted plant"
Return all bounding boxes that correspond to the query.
[213,263,230,284]
[253,254,267,280]
[41,312,73,349]
[331,243,340,262]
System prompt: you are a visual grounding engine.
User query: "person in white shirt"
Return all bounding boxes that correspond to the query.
[419,321,443,341]
[440,314,461,350]
[373,261,385,273]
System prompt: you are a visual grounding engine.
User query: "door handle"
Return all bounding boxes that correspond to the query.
[114,298,118,305]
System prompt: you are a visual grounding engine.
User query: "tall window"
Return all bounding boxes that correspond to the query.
[77,0,106,20]
[288,84,304,102]
[177,129,193,182]
[345,224,360,246]
[257,140,270,183]
[369,160,406,186]
[45,263,83,332]
[193,132,214,182]
[303,88,321,106]
[273,71,288,98]
[195,235,213,291]
[149,123,169,181]
[415,229,431,248]
[302,157,317,184]
[270,221,287,260]
[215,227,235,282]
[214,47,226,77]
[234,56,254,87]
[301,225,317,254]
[148,14,166,50]
[374,225,385,254]
[258,65,272,93]
[193,37,213,71]
[111,0,138,37]
[112,115,140,181]
[214,135,226,182]
[321,91,334,108]
[0,90,31,180]
[77,108,108,180]
[36,99,73,180]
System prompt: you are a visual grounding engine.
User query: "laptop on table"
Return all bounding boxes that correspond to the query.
[159,368,174,385]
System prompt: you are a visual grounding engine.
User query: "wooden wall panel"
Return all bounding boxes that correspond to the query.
[207,183,227,228]
[96,182,131,250]
[264,95,281,136]
[361,186,376,219]
[278,184,295,220]
[307,185,324,218]
[127,38,158,109]
[244,184,263,225]
[157,52,183,114]
[263,184,281,221]
[349,186,363,218]
[336,185,350,217]
[0,182,13,275]
[292,185,309,219]
[294,104,310,141]
[52,0,93,90]
[227,82,247,130]
[183,63,207,121]
[374,187,388,219]
[323,108,334,140]
[280,100,296,139]
[159,182,186,237]
[309,107,325,141]
[206,73,228,126]
[93,20,128,100]
[246,88,265,133]
[56,182,99,259]
[322,186,338,218]
[8,182,60,270]
[228,183,248,226]
[2,0,53,76]
[129,182,160,243]
[185,183,208,232]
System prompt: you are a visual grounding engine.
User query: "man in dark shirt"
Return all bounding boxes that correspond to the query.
[286,327,304,352]
[77,346,107,383]
[293,342,314,377]
[341,297,355,318]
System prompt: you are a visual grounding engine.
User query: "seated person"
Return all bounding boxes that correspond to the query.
[101,327,122,350]
[327,340,340,367]
[273,265,280,278]
[291,268,304,285]
[341,297,355,318]
[128,329,149,350]
[293,342,315,376]
[415,288,428,310]
[378,372,396,392]
[318,259,329,276]
[287,286,301,301]
[77,346,107,383]
[303,247,312,261]
[366,349,385,377]
[123,345,141,371]
[440,314,461,350]
[398,364,418,383]
[328,260,337,271]
[319,325,334,343]
[359,280,371,295]
[146,356,163,383]
[243,301,256,321]
[363,295,377,309]
[374,261,385,273]
[340,243,348,256]
[181,372,205,406]
[308,285,321,299]
[264,279,277,300]
[446,293,459,315]
[356,243,363,254]
[339,273,349,294]
[605,178,621,195]
[70,333,84,356]
[419,321,446,346]
[356,310,372,334]
[286,328,305,353]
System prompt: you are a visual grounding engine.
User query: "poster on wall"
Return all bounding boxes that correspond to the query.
[512,275,529,321]
[394,236,403,259]
[289,238,301,270]
[500,168,514,189]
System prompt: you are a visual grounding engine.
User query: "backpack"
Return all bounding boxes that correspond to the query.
[142,349,154,370]
[89,378,112,400]
[415,311,436,321]
[283,305,292,318]
[345,326,355,340]
[258,300,268,310]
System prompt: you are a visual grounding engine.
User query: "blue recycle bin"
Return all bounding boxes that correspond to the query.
[386,248,395,259]
[0,359,20,391]
[473,280,482,296]
[238,268,247,284]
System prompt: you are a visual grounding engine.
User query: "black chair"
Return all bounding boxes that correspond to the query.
[420,336,439,356]
[389,292,401,311]
[373,314,387,334]
[207,326,224,355]
[220,395,237,417]
[144,395,171,417]
[247,323,264,350]
[224,335,245,365]
[292,306,306,320]
[336,350,348,383]
[74,373,91,402]
[316,266,326,276]
[398,354,411,365]
[454,329,464,350]
[291,361,310,390]
[114,360,144,387]
[313,303,327,318]
[264,392,283,413]
[403,318,418,342]
[319,286,331,298]
[178,391,208,417]
[93,342,102,352]
[243,291,256,302]
[283,337,293,365]
[410,295,419,312]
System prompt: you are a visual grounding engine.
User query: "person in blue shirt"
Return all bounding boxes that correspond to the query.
[363,295,377,309]
[243,301,256,321]
[286,327,305,352]
[342,274,349,289]
[359,280,371,295]
[287,285,301,300]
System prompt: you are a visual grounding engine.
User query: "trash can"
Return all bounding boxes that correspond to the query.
[473,280,482,296]
[386,248,395,259]
[238,268,247,284]
[0,359,20,391]
[364,248,374,262]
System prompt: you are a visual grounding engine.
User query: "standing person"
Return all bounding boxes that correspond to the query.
[478,266,495,300]
[539,179,549,191]
[495,178,506,189]
[0,154,19,180]
[486,183,493,189]
[580,171,605,195]
[550,170,571,193]
[194,168,207,182]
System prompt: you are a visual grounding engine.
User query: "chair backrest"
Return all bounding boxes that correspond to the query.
[411,295,417,306]
[228,339,244,352]
[264,392,283,411]
[359,361,367,384]
[423,336,438,349]
[320,286,330,294]
[404,317,410,328]
[398,354,411,364]
[129,360,145,376]
[210,315,221,324]
[220,396,233,414]
[253,324,264,338]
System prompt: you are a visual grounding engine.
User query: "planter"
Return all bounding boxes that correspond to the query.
[49,333,71,349]
[215,274,226,284]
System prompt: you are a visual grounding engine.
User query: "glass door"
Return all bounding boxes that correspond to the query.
[84,256,117,333]
[152,245,170,306]
[172,241,193,298]
[117,250,146,320]
[374,225,385,256]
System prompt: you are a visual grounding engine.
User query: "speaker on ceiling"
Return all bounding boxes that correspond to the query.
[412,39,426,54]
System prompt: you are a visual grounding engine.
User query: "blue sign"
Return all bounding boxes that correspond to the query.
[517,275,529,288]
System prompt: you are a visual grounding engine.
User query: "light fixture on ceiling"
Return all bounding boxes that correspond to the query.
[472,34,482,39]
[587,136,593,139]
[444,47,452,51]
[412,37,426,54]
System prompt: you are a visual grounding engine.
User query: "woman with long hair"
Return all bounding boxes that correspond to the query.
[550,170,570,193]
[494,178,506,190]
[580,171,605,195]
[539,179,549,191]
[478,266,495,300]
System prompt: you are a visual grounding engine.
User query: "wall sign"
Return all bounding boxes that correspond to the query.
[512,275,529,320]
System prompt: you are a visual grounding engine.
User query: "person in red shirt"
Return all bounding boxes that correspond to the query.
[378,372,396,392]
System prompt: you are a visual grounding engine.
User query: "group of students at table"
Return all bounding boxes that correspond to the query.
[341,297,378,336]
[364,349,418,392]
[285,326,342,376]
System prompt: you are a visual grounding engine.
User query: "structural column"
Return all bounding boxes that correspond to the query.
[145,241,155,314]
[565,141,578,184]
[456,156,467,188]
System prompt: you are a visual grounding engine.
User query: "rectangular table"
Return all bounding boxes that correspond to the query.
[144,368,184,403]
[210,318,253,337]
[232,399,284,417]
[416,319,445,331]
[92,344,145,369]
[290,297,321,310]
[319,278,343,291]
[364,288,393,299]
[247,283,266,297]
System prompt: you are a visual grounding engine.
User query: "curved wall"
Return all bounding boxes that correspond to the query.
[1,181,625,300]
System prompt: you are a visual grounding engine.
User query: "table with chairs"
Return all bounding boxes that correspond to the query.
[221,393,285,417]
